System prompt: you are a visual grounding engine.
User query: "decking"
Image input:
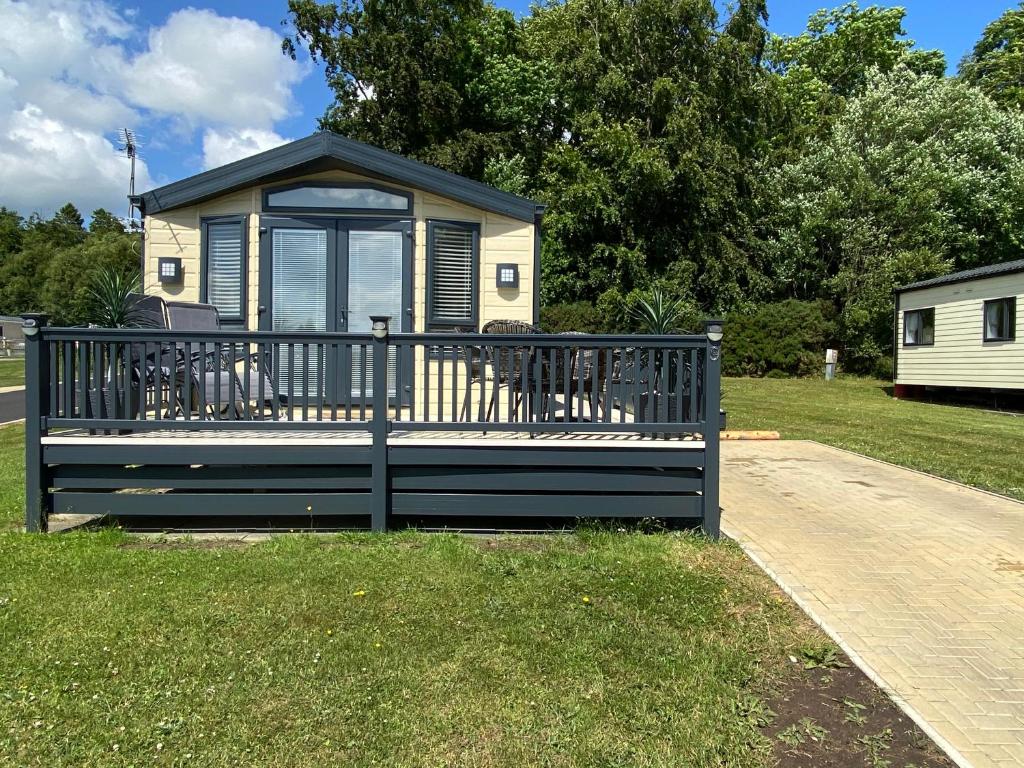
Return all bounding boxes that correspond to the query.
[22,318,722,534]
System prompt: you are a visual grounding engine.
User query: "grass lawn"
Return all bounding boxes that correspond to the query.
[0,423,951,767]
[724,376,1024,501]
[0,357,24,388]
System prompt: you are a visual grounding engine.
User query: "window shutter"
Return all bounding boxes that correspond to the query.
[428,223,476,326]
[205,220,245,321]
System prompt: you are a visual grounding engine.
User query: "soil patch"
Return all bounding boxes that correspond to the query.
[763,653,954,768]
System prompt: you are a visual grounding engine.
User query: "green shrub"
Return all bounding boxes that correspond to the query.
[722,300,837,378]
[540,301,607,333]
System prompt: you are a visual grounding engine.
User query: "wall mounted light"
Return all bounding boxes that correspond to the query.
[21,316,40,337]
[496,263,519,289]
[705,321,724,343]
[158,257,183,284]
[370,315,390,340]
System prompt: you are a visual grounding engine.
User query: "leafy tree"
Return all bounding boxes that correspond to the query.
[89,208,126,235]
[766,2,945,152]
[960,3,1024,111]
[0,207,23,257]
[283,0,553,178]
[526,0,774,312]
[42,233,140,326]
[771,65,1024,370]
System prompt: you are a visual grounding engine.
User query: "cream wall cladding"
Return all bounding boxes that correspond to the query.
[896,271,1024,390]
[143,169,536,332]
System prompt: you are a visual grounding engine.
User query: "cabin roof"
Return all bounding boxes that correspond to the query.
[132,131,545,223]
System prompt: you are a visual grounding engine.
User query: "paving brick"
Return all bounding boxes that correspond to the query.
[722,441,1024,768]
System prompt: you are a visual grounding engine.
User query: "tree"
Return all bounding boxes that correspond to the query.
[0,207,23,257]
[770,65,1024,370]
[960,3,1024,111]
[766,2,945,152]
[525,0,774,312]
[283,0,552,178]
[89,208,126,235]
[42,233,140,326]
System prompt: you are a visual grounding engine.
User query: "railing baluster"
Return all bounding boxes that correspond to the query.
[183,341,192,421]
[477,346,485,423]
[449,343,458,423]
[661,348,671,424]
[316,344,324,422]
[423,346,431,423]
[270,342,280,422]
[576,346,584,422]
[92,341,102,422]
[243,340,252,421]
[286,343,294,422]
[395,341,404,422]
[408,344,416,423]
[302,343,310,421]
[603,347,612,423]
[675,348,684,423]
[359,344,368,421]
[48,342,58,417]
[547,347,556,422]
[197,342,208,421]
[437,344,445,422]
[632,347,641,425]
[689,349,697,424]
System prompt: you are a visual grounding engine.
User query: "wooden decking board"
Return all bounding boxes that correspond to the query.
[42,429,705,449]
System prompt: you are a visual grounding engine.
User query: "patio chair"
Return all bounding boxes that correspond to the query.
[118,293,186,419]
[480,319,542,422]
[166,301,274,418]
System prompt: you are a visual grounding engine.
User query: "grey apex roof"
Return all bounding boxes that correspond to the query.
[131,131,545,223]
[898,258,1024,292]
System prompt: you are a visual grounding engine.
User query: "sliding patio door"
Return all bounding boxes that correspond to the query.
[259,216,412,404]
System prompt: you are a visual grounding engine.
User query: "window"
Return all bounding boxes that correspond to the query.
[984,297,1016,342]
[903,308,934,346]
[263,183,411,213]
[427,221,478,328]
[201,216,247,324]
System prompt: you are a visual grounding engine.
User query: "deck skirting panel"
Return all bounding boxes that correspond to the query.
[39,432,712,532]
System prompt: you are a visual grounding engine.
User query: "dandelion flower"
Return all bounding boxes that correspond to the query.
[353,590,366,597]
[582,596,591,604]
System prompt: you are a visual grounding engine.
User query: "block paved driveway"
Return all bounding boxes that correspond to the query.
[721,440,1024,768]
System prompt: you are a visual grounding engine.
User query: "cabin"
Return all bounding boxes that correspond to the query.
[21,132,723,536]
[894,259,1023,398]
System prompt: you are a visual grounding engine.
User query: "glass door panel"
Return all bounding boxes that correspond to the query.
[271,228,327,399]
[347,230,403,399]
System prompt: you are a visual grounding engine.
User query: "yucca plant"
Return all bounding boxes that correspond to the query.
[629,287,693,424]
[630,286,688,335]
[87,266,141,328]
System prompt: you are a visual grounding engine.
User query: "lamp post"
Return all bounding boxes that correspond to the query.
[369,315,390,532]
[702,318,724,539]
[22,313,49,532]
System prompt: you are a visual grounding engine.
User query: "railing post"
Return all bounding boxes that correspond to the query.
[369,316,390,532]
[702,319,724,539]
[22,314,50,533]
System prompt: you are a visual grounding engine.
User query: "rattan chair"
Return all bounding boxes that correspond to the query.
[480,319,542,422]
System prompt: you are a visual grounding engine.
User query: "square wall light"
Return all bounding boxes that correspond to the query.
[496,263,519,289]
[158,257,183,284]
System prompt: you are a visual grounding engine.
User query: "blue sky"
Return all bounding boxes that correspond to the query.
[0,0,1017,219]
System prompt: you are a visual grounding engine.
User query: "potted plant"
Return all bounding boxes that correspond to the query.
[85,266,143,421]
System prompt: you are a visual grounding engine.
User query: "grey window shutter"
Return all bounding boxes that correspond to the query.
[206,221,245,320]
[429,224,476,326]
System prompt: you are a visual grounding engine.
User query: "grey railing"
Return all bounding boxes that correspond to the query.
[22,314,722,534]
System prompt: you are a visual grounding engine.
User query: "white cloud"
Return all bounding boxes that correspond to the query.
[0,105,142,219]
[126,9,307,130]
[202,128,291,169]
[0,0,308,218]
